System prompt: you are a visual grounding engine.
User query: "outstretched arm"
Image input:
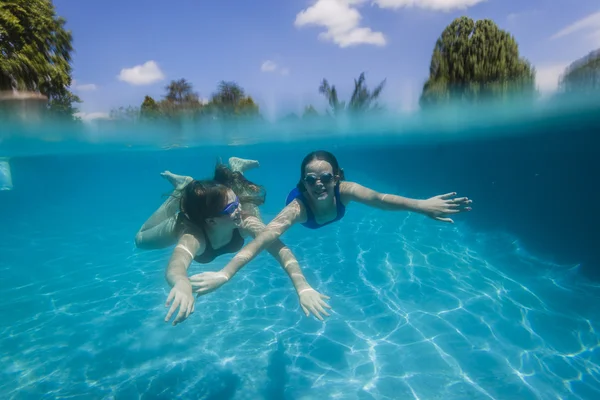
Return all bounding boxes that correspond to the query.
[164,233,204,326]
[242,216,331,320]
[190,201,305,296]
[224,201,303,278]
[340,181,472,223]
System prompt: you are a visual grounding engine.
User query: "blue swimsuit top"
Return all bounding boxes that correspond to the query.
[285,184,346,229]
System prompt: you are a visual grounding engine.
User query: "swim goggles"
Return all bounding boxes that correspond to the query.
[220,196,240,215]
[303,172,334,186]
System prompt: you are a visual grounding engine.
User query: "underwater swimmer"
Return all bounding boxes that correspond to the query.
[190,150,473,296]
[135,157,331,326]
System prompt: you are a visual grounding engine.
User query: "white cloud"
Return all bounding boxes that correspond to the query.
[294,0,386,48]
[118,61,165,85]
[506,10,539,25]
[261,60,278,72]
[75,112,110,121]
[260,60,290,75]
[551,11,600,40]
[373,0,485,11]
[294,0,484,48]
[71,80,97,91]
[535,63,569,94]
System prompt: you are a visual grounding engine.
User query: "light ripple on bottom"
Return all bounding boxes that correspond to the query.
[1,210,599,400]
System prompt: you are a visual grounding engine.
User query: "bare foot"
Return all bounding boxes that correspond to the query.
[228,157,260,173]
[161,171,193,189]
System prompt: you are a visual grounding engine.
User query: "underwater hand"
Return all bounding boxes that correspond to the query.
[190,271,229,296]
[419,192,472,223]
[165,280,195,326]
[298,288,332,321]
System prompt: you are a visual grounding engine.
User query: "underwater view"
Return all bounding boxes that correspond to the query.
[2,98,600,399]
[2,0,600,399]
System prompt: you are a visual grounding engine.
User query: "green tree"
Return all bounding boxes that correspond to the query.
[208,81,260,118]
[235,96,259,116]
[281,112,300,122]
[109,106,140,122]
[419,16,536,108]
[164,78,196,103]
[159,78,202,119]
[559,49,600,94]
[319,72,386,116]
[140,95,161,119]
[0,0,80,119]
[48,90,82,121]
[302,105,319,118]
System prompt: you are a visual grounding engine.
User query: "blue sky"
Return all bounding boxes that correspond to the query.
[52,0,600,120]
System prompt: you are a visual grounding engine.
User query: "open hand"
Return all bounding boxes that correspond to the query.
[299,288,332,321]
[419,192,472,223]
[190,271,229,296]
[165,280,195,326]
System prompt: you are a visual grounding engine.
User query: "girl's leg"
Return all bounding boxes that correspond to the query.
[135,171,193,249]
[228,157,259,174]
[228,157,262,219]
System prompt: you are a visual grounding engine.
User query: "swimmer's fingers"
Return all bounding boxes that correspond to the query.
[443,208,462,214]
[173,302,188,325]
[309,305,324,321]
[190,279,212,294]
[194,284,213,296]
[458,198,472,205]
[320,293,331,300]
[438,192,457,200]
[165,296,181,323]
[186,301,194,320]
[173,296,194,325]
[166,289,176,307]
[319,298,332,309]
[447,197,471,207]
[301,304,310,317]
[314,303,330,318]
[434,217,454,224]
[189,274,204,289]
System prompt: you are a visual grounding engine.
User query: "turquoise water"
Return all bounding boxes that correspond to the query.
[1,98,600,399]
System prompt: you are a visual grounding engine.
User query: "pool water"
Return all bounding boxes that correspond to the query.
[1,113,600,399]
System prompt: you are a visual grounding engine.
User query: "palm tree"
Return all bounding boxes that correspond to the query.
[319,72,386,116]
[348,73,386,113]
[318,79,345,116]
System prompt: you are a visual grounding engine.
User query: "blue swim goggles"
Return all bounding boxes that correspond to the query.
[220,196,240,215]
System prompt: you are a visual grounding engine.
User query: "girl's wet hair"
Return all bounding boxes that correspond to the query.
[176,161,266,226]
[297,150,345,191]
[180,180,229,226]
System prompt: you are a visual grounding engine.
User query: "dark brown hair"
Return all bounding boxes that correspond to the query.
[180,180,229,226]
[176,161,266,227]
[297,150,345,192]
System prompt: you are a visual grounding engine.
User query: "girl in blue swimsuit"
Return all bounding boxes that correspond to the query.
[190,150,473,318]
